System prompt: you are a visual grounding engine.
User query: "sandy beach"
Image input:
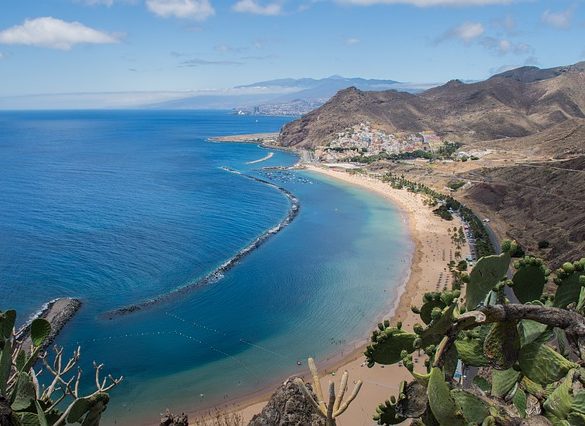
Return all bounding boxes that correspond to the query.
[221,164,471,425]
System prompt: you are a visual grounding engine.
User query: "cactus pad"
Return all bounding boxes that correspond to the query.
[518,339,577,385]
[365,324,417,367]
[419,304,458,347]
[451,389,490,424]
[373,398,407,425]
[427,367,466,426]
[553,261,585,308]
[512,257,547,303]
[483,321,521,370]
[395,381,427,418]
[491,368,521,398]
[466,252,511,310]
[542,370,575,421]
[455,338,489,367]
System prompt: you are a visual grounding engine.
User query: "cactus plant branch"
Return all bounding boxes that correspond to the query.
[333,380,362,417]
[479,305,585,336]
[295,358,362,424]
[333,371,348,413]
[326,381,335,422]
[308,357,327,412]
[433,304,585,368]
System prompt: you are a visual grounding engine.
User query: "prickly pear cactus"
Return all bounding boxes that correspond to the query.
[512,256,548,303]
[466,251,511,309]
[518,337,577,385]
[0,309,120,426]
[491,368,521,398]
[366,246,585,425]
[483,321,520,370]
[455,338,489,367]
[553,259,585,308]
[427,368,466,426]
[365,321,417,367]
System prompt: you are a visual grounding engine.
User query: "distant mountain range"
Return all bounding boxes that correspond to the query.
[149,76,430,114]
[278,61,585,147]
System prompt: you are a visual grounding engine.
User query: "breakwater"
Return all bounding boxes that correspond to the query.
[17,298,82,351]
[102,168,300,319]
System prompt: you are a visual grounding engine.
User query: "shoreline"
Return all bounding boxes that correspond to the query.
[183,163,469,425]
[209,132,279,144]
[17,297,82,351]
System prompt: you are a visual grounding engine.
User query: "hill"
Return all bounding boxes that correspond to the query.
[278,61,585,148]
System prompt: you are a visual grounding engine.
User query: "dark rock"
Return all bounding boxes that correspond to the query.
[160,409,188,426]
[249,378,326,426]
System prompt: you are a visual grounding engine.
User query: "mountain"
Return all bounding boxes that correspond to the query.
[278,61,585,147]
[149,76,423,114]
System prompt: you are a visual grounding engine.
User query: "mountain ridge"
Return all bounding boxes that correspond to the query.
[278,61,585,148]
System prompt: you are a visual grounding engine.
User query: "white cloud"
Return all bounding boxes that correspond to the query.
[0,52,4,60]
[337,0,515,6]
[146,0,215,20]
[232,0,283,15]
[0,17,119,50]
[345,37,360,45]
[441,22,485,43]
[480,36,532,55]
[541,7,575,29]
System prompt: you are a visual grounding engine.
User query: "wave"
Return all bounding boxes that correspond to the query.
[246,152,274,164]
[101,167,300,320]
[15,298,59,339]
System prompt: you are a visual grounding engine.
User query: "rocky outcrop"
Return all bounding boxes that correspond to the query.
[16,298,82,352]
[249,378,326,426]
[160,409,188,426]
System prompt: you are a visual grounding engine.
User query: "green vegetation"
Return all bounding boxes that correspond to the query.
[366,240,585,425]
[344,141,465,164]
[348,150,433,164]
[447,180,466,192]
[0,311,121,425]
[433,205,453,221]
[381,172,494,258]
[436,142,462,159]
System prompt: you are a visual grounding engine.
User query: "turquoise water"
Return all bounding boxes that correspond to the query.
[0,110,412,424]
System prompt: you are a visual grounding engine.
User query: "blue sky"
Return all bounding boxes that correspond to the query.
[0,0,584,104]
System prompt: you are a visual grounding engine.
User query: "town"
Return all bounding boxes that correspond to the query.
[314,122,445,162]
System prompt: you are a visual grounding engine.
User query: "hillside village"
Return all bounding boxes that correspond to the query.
[314,122,445,162]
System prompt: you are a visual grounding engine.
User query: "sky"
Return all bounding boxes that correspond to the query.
[0,0,584,107]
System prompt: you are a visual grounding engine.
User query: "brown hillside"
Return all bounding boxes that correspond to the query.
[278,61,585,148]
[459,156,585,268]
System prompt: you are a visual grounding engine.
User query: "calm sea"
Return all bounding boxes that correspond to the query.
[0,110,412,424]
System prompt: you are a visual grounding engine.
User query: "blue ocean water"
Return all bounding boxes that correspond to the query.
[0,110,412,424]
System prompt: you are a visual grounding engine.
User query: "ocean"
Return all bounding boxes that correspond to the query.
[0,110,412,424]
